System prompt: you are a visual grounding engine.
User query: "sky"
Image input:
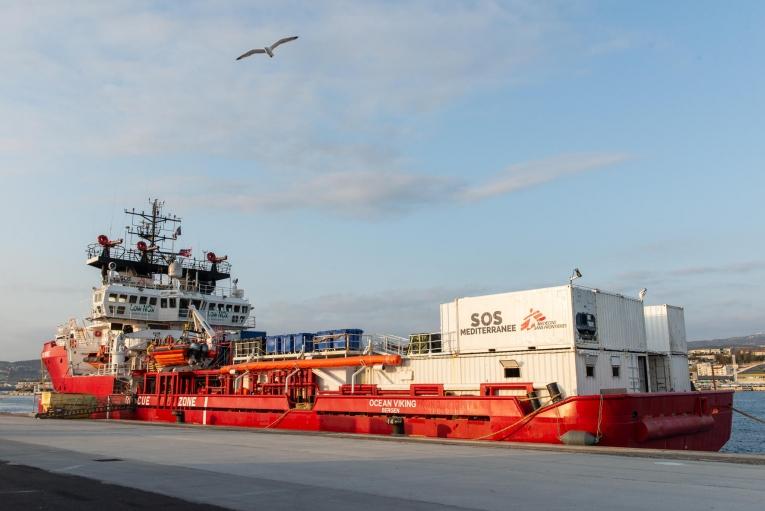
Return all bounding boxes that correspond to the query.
[1,1,763,360]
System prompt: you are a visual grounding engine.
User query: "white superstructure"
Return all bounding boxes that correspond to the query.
[52,200,252,383]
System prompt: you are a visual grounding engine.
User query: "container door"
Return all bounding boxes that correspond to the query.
[648,355,669,392]
[637,356,649,392]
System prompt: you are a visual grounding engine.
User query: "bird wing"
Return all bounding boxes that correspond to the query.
[269,36,299,51]
[236,48,267,60]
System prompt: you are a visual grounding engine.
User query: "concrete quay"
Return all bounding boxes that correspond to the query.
[0,415,763,511]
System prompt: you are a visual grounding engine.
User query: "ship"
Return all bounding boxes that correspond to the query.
[39,200,733,451]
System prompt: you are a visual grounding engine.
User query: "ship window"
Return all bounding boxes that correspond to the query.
[116,306,126,314]
[242,306,248,314]
[109,306,114,314]
[139,296,147,305]
[234,305,241,313]
[233,315,239,323]
[179,299,189,309]
[192,300,202,309]
[111,323,123,330]
[504,367,521,378]
[586,365,595,377]
[169,298,177,308]
[612,366,620,378]
[108,294,117,302]
[129,295,138,304]
[206,302,214,310]
[160,298,167,308]
[501,360,520,378]
[226,304,232,311]
[149,297,157,306]
[118,294,128,303]
[218,303,224,311]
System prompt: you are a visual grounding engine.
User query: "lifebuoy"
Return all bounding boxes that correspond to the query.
[94,330,103,337]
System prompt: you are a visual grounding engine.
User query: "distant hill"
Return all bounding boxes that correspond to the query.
[688,333,765,349]
[0,360,43,384]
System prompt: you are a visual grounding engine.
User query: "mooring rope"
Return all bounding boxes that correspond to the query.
[264,408,293,429]
[733,407,765,425]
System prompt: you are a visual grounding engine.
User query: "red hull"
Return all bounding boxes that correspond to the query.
[127,391,731,451]
[49,387,732,451]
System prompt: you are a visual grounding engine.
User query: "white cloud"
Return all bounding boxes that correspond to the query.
[207,152,627,217]
[461,153,630,201]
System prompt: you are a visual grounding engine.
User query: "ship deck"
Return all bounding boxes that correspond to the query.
[0,415,762,510]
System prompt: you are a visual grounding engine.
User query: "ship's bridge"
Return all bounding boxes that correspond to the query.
[91,281,252,331]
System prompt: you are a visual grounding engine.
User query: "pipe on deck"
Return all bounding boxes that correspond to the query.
[220,354,402,374]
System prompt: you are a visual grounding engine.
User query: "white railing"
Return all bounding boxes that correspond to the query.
[365,334,410,355]
[105,275,244,299]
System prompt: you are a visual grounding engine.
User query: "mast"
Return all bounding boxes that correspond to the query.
[85,199,231,287]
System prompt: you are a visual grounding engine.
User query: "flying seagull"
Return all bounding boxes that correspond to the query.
[236,36,299,60]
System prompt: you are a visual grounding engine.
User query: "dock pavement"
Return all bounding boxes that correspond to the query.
[0,415,763,510]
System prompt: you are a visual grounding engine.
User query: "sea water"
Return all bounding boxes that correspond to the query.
[0,393,36,415]
[1,392,762,452]
[721,391,765,454]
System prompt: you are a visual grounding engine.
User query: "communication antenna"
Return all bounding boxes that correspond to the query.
[569,268,583,284]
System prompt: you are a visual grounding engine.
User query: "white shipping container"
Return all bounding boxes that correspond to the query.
[442,285,577,354]
[593,290,647,352]
[669,354,691,392]
[367,350,579,398]
[575,349,642,395]
[644,305,687,354]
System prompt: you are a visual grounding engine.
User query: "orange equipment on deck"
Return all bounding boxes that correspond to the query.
[220,354,402,374]
[150,347,188,368]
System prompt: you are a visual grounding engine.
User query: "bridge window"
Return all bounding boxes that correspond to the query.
[118,294,127,303]
[108,294,117,302]
[169,298,177,308]
[160,298,167,308]
[116,306,126,315]
[129,295,138,304]
[226,304,232,312]
[234,305,241,313]
[139,296,147,305]
[149,297,157,306]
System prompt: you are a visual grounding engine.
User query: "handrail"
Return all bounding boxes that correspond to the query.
[87,244,231,273]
